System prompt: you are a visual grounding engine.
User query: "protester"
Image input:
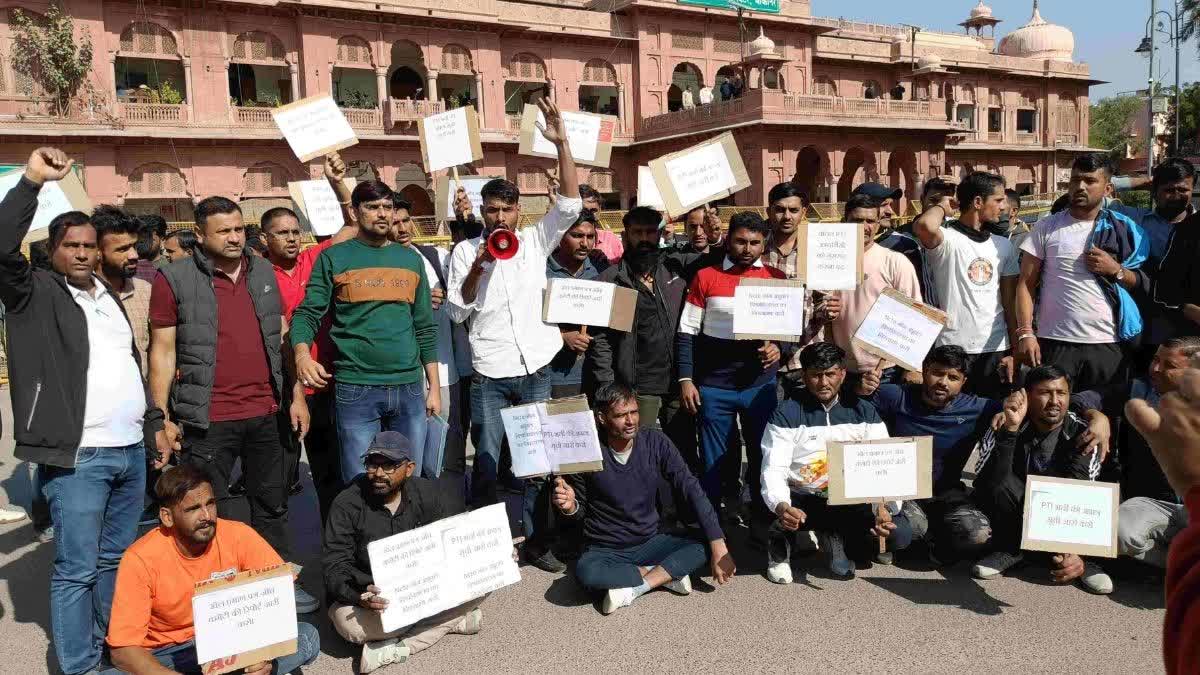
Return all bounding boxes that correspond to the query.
[911,171,1019,397]
[135,214,168,282]
[579,183,623,263]
[323,431,482,673]
[149,195,317,613]
[854,182,932,304]
[1001,189,1030,242]
[672,204,723,277]
[92,205,153,374]
[920,177,957,213]
[105,465,320,675]
[971,366,1113,594]
[161,228,197,262]
[678,212,787,522]
[553,384,735,614]
[1015,153,1146,391]
[0,148,174,675]
[547,211,604,398]
[446,98,581,573]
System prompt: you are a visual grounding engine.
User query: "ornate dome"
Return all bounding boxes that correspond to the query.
[749,27,776,56]
[969,0,993,19]
[997,0,1074,61]
[917,54,943,70]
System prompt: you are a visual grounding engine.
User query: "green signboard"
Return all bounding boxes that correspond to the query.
[678,0,781,13]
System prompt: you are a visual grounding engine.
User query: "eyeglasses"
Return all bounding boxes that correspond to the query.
[364,462,405,475]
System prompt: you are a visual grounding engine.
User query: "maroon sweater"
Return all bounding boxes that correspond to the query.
[1166,486,1200,673]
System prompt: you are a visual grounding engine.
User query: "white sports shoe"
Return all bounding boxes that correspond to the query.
[1080,561,1114,595]
[601,587,636,615]
[664,576,693,595]
[360,638,410,673]
[766,559,794,585]
[0,504,27,525]
[971,551,1024,580]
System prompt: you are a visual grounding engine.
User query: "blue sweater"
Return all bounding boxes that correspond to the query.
[564,429,723,549]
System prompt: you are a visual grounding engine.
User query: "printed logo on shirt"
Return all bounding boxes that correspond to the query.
[209,567,237,582]
[967,258,994,286]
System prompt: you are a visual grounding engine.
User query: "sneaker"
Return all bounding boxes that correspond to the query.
[524,546,567,574]
[875,551,895,566]
[600,587,635,615]
[819,531,855,579]
[0,504,27,524]
[971,551,1024,580]
[293,582,320,614]
[453,607,483,635]
[360,638,410,673]
[664,576,693,595]
[35,526,54,544]
[765,533,793,584]
[1080,561,1114,595]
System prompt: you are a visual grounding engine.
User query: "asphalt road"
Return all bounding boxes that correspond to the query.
[0,388,1168,673]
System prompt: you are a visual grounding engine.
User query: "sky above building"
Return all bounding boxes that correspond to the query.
[810,0,1200,100]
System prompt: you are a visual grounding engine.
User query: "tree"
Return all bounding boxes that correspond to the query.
[1164,81,1200,155]
[1182,0,1200,49]
[1089,94,1145,158]
[10,2,94,116]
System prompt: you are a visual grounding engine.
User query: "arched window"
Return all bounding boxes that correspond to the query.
[587,168,615,193]
[242,162,292,197]
[517,165,549,193]
[127,162,189,197]
[229,31,287,63]
[333,36,378,109]
[509,53,547,82]
[335,36,373,67]
[228,31,292,108]
[580,59,619,115]
[441,45,473,75]
[505,54,549,115]
[438,45,477,110]
[120,21,178,56]
[115,21,186,104]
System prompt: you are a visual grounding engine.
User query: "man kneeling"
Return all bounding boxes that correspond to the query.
[323,432,483,673]
[553,383,736,614]
[106,466,320,675]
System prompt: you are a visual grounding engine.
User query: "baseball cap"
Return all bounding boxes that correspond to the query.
[361,431,414,464]
[852,182,903,201]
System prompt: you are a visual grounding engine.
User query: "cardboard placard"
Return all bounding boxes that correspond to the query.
[851,289,947,372]
[1021,476,1120,558]
[288,178,356,237]
[500,395,604,478]
[0,167,92,233]
[732,278,807,341]
[636,165,665,210]
[434,174,502,221]
[517,104,616,168]
[826,437,933,505]
[542,278,637,332]
[367,503,520,632]
[418,106,484,173]
[192,564,297,674]
[271,95,359,162]
[648,132,751,218]
[797,222,864,291]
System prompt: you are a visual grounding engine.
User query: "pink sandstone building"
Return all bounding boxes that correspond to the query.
[0,0,1096,226]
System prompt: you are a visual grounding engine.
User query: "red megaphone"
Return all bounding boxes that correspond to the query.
[487,229,519,260]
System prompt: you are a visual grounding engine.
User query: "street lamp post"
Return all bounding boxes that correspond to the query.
[1136,0,1183,161]
[1150,0,1157,174]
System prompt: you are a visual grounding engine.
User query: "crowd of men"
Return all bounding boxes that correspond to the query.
[3,98,1200,673]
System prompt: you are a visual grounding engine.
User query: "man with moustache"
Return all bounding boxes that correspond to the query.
[105,465,320,675]
[579,183,623,263]
[323,432,482,672]
[547,212,605,399]
[92,205,152,373]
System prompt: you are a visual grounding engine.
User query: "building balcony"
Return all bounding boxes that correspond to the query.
[341,107,382,131]
[118,102,188,125]
[988,131,1003,143]
[234,106,276,127]
[388,98,444,126]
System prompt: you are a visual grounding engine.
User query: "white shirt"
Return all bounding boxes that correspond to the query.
[70,278,147,448]
[927,225,1019,354]
[418,246,459,387]
[447,195,583,378]
[1019,211,1116,344]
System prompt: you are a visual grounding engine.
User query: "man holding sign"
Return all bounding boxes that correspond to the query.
[547,211,604,399]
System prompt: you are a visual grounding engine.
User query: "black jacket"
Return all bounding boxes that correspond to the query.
[0,177,163,468]
[321,477,461,606]
[973,410,1101,513]
[1074,379,1177,504]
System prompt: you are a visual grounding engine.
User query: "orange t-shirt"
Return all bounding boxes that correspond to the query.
[107,519,284,649]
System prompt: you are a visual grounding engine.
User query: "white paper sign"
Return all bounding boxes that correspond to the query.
[732,283,807,339]
[192,573,297,664]
[421,107,475,172]
[637,166,665,210]
[1025,477,1118,552]
[294,180,345,236]
[545,278,617,326]
[368,503,521,632]
[852,292,945,371]
[500,399,604,478]
[0,169,83,232]
[272,95,358,162]
[662,142,737,209]
[532,109,601,163]
[443,176,493,219]
[842,441,919,500]
[500,404,552,478]
[805,223,860,290]
[541,410,604,472]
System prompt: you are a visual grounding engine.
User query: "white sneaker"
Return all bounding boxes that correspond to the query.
[0,504,27,525]
[766,559,794,585]
[453,607,483,635]
[1080,561,1114,595]
[600,587,636,615]
[360,638,410,673]
[972,551,1024,580]
[664,576,693,595]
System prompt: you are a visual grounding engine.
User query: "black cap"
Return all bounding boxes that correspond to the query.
[361,431,414,464]
[852,182,903,201]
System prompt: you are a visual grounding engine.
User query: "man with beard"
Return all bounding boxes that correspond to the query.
[911,172,1019,398]
[970,366,1113,594]
[149,196,317,613]
[852,182,931,303]
[1015,153,1147,391]
[92,205,152,374]
[106,465,320,675]
[579,183,623,264]
[547,212,604,398]
[323,432,482,673]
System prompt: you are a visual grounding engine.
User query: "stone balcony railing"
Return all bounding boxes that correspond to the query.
[388,98,444,125]
[234,106,276,127]
[341,107,381,129]
[117,102,188,125]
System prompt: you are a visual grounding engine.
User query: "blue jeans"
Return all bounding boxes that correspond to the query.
[575,534,709,590]
[697,381,777,510]
[98,622,320,675]
[469,367,552,527]
[335,382,429,483]
[44,443,146,675]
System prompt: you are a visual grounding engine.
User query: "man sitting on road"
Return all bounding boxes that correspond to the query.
[105,465,319,675]
[323,431,483,673]
[553,383,735,615]
[761,343,911,582]
[971,365,1114,594]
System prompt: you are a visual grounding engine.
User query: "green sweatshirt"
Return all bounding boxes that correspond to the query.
[290,238,437,385]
